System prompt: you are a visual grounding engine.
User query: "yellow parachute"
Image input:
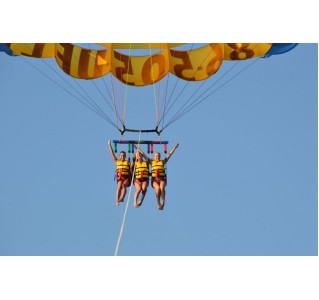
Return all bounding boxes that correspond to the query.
[3,43,297,134]
[6,43,272,83]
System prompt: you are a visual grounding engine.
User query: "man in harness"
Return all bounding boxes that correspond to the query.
[136,143,179,210]
[108,140,132,206]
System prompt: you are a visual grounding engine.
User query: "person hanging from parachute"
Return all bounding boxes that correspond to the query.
[108,140,132,206]
[136,143,179,210]
[130,151,150,208]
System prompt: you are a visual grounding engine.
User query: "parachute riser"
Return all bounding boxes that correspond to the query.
[119,125,162,136]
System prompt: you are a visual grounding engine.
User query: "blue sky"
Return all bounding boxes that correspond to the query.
[1,41,317,299]
[1,43,316,257]
[1,3,318,300]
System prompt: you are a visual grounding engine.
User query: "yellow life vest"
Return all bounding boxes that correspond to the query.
[135,161,149,179]
[116,160,130,176]
[151,160,166,178]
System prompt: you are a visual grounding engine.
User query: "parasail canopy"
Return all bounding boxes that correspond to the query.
[1,43,298,135]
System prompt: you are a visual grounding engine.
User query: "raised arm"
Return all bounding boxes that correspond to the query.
[108,140,117,163]
[163,143,179,164]
[134,145,151,163]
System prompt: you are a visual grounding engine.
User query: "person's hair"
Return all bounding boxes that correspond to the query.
[132,152,136,162]
[120,151,126,156]
[133,152,142,161]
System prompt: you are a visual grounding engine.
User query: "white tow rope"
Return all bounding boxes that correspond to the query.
[114,131,142,256]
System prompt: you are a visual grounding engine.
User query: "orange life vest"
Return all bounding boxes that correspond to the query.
[151,160,165,178]
[116,160,130,177]
[135,161,149,179]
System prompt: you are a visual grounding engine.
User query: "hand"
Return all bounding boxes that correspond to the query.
[135,146,142,153]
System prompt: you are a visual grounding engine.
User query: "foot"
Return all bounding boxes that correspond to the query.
[158,204,164,210]
[134,202,139,208]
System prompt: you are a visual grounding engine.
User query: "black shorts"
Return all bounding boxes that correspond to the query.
[151,177,167,186]
[117,175,131,187]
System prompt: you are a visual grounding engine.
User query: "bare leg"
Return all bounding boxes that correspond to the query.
[119,178,131,203]
[119,185,127,203]
[158,181,166,210]
[134,182,142,207]
[137,181,148,207]
[152,181,161,209]
[116,181,122,206]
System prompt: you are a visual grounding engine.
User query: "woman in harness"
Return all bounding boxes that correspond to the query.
[131,151,150,208]
[108,140,131,206]
[136,143,179,210]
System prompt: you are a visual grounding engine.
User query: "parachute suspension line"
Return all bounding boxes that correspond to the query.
[20,56,118,128]
[69,77,111,119]
[162,55,257,130]
[162,45,266,130]
[160,43,196,119]
[163,59,258,130]
[155,45,172,132]
[90,78,122,124]
[40,44,114,124]
[109,69,124,131]
[114,130,142,256]
[19,45,115,125]
[156,72,162,127]
[159,43,212,125]
[158,72,170,131]
[160,44,206,122]
[160,48,182,121]
[162,58,261,130]
[159,46,227,128]
[75,44,116,120]
[183,44,263,110]
[148,44,159,126]
[122,45,132,126]
[85,47,123,128]
[156,73,169,131]
[160,72,180,129]
[168,60,242,122]
[112,51,126,128]
[168,59,259,127]
[160,77,192,123]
